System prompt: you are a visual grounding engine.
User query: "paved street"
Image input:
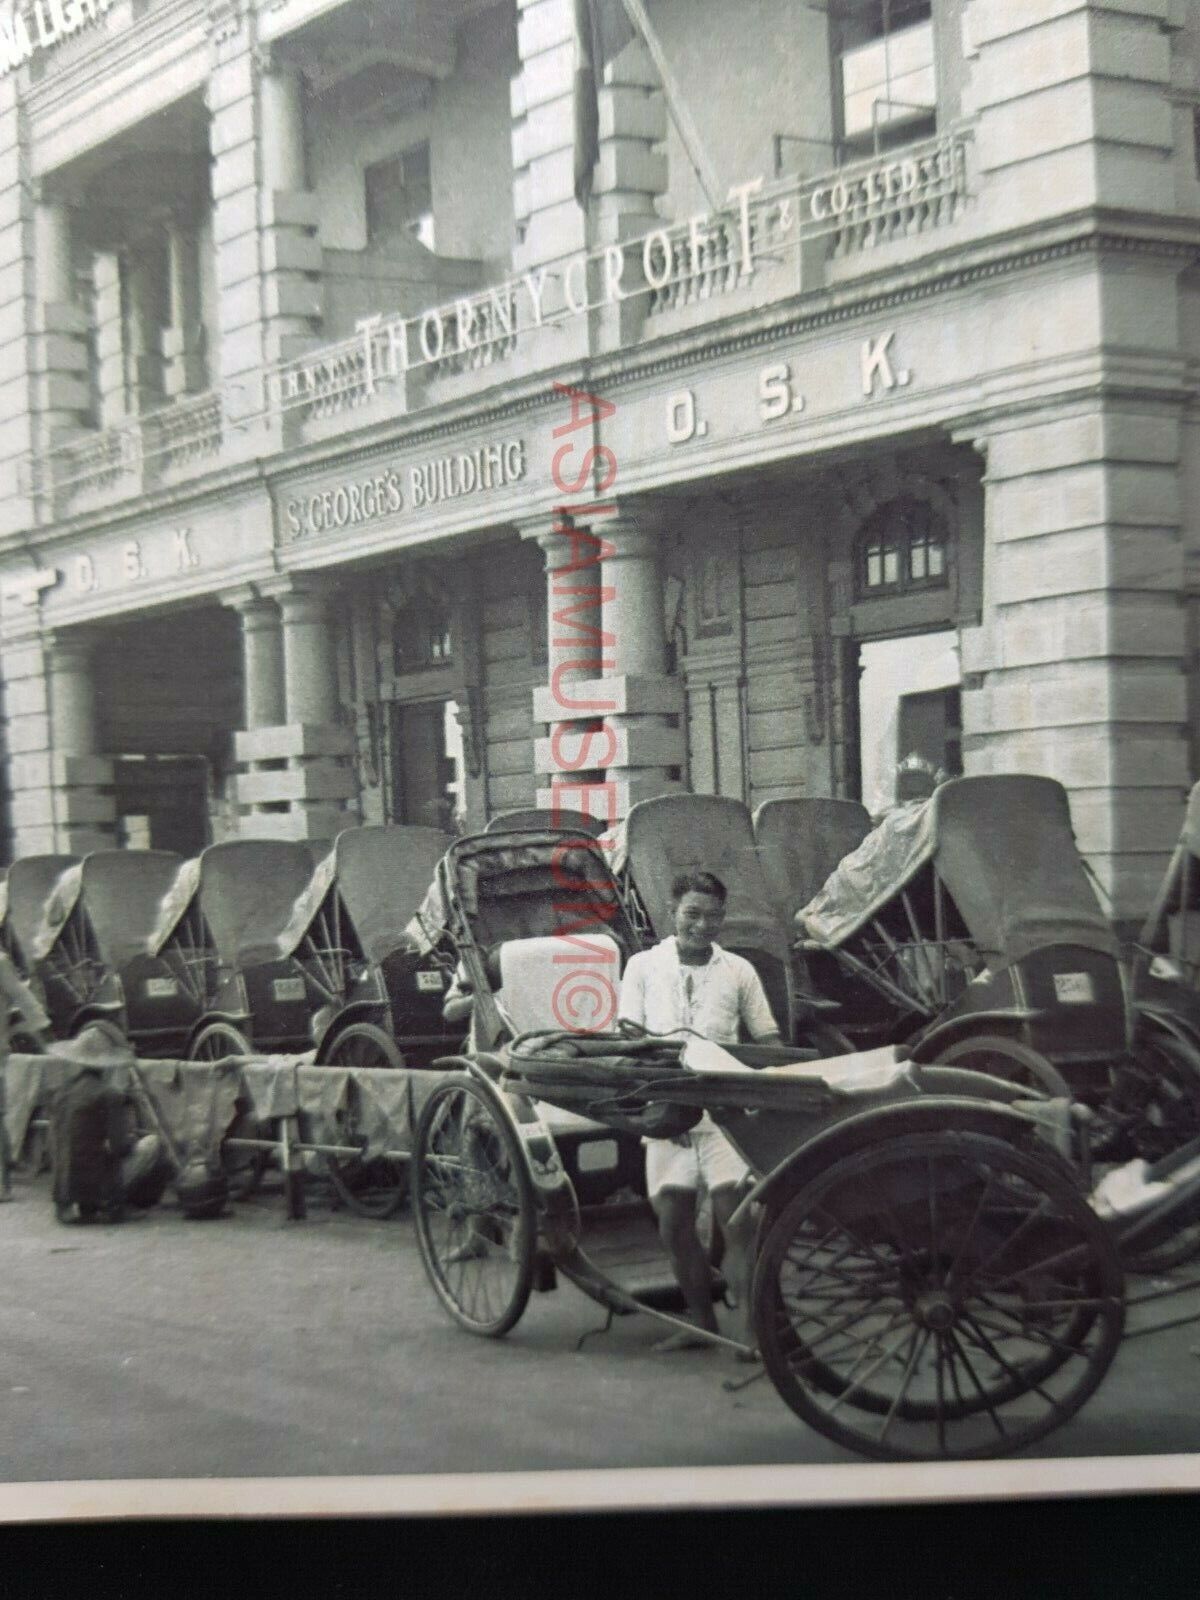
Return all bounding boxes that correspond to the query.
[2,1169,1200,1485]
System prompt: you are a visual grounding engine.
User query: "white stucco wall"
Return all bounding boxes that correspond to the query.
[650,0,834,220]
[308,3,516,271]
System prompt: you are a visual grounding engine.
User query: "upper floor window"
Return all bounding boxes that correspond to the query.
[834,0,936,157]
[393,601,453,672]
[858,496,948,597]
[366,144,434,251]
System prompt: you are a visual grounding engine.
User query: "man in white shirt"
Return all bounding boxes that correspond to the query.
[619,870,781,1352]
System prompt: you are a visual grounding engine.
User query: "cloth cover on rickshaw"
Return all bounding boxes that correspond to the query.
[29,862,84,962]
[274,825,452,965]
[32,851,184,969]
[146,857,203,956]
[798,774,1119,965]
[6,855,79,967]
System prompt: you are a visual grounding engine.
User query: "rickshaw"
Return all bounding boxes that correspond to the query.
[618,794,849,1054]
[752,797,872,922]
[25,850,200,1054]
[412,827,651,1210]
[410,819,1200,1461]
[271,824,465,1216]
[794,775,1200,1177]
[179,840,318,1059]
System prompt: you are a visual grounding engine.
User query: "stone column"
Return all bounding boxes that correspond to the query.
[122,245,166,415]
[31,188,90,462]
[597,505,684,811]
[279,580,339,727]
[524,513,605,820]
[226,588,284,731]
[91,249,128,428]
[956,403,1189,926]
[163,218,206,397]
[231,578,357,845]
[0,79,38,537]
[511,0,590,363]
[207,13,323,437]
[42,632,116,852]
[529,503,683,823]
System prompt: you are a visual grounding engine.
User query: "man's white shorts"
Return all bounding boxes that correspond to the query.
[645,1120,749,1199]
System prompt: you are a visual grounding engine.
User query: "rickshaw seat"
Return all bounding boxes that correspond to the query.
[496,934,623,1036]
[495,935,625,1136]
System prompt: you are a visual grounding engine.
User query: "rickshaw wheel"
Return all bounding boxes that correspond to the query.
[189,1021,252,1061]
[321,1022,409,1220]
[1113,1027,1200,1274]
[188,1023,265,1198]
[753,1130,1124,1462]
[412,1073,536,1338]
[932,1036,1071,1098]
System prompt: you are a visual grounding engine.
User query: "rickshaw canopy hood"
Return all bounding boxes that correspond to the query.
[753,797,872,920]
[617,795,792,963]
[799,774,1119,964]
[78,851,184,970]
[430,829,633,953]
[275,825,452,964]
[196,840,316,967]
[7,854,79,964]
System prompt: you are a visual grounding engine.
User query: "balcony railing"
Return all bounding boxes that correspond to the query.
[31,130,971,516]
[646,129,970,323]
[44,388,223,503]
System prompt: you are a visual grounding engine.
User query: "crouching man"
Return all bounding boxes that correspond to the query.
[52,1065,171,1224]
[618,870,781,1354]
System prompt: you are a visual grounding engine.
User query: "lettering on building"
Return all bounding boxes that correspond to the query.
[283,441,526,539]
[174,528,200,571]
[284,468,403,540]
[409,439,525,508]
[861,331,911,397]
[0,0,114,78]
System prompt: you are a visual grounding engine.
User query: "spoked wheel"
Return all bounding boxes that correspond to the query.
[412,1073,536,1338]
[933,1036,1072,1098]
[1110,1026,1200,1274]
[189,1021,251,1062]
[188,1023,264,1198]
[753,1131,1124,1461]
[322,1022,409,1220]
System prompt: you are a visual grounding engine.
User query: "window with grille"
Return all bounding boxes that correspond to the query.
[857,497,948,597]
[365,144,434,250]
[833,0,936,155]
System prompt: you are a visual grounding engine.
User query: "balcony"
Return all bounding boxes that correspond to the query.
[28,130,972,521]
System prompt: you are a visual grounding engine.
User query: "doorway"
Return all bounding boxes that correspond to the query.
[856,629,962,816]
[389,699,466,832]
[113,755,212,855]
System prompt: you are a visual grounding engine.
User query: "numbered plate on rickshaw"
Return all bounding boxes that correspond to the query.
[1053,971,1095,1004]
[143,977,179,999]
[272,977,306,1002]
[416,971,444,992]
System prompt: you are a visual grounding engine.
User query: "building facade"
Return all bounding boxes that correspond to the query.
[0,0,1196,924]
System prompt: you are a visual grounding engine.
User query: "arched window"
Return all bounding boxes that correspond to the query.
[857,495,949,598]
